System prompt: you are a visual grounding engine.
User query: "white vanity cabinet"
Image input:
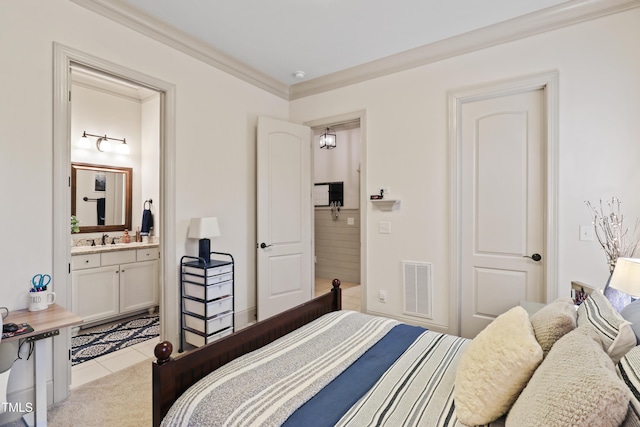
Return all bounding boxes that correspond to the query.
[71,257,119,324]
[71,246,159,325]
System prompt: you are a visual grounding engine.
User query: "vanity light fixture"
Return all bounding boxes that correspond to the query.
[319,127,336,150]
[77,131,129,155]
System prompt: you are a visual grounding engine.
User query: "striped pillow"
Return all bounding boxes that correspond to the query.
[618,346,640,426]
[577,289,636,363]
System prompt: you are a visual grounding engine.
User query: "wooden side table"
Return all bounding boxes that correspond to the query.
[3,304,82,427]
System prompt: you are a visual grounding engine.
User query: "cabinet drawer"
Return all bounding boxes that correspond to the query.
[184,327,233,348]
[71,254,101,270]
[184,296,233,318]
[137,248,159,261]
[185,312,233,335]
[101,250,136,266]
[184,280,232,301]
[182,272,232,286]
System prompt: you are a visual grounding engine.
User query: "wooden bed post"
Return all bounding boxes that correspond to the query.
[332,278,342,311]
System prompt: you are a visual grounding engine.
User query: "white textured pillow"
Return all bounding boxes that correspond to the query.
[577,289,636,363]
[454,306,543,426]
[507,326,630,427]
[530,297,577,357]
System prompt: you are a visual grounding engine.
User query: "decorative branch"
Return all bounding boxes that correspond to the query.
[585,197,640,273]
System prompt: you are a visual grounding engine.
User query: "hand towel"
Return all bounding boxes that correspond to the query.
[141,209,153,236]
[97,198,106,225]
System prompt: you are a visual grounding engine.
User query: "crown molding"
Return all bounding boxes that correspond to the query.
[71,0,639,102]
[289,0,640,99]
[70,0,290,100]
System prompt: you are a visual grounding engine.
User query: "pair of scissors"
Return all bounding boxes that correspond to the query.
[32,274,51,291]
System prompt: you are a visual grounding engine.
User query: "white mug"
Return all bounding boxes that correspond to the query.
[28,292,56,312]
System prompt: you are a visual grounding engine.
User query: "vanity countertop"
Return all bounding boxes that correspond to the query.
[71,241,159,255]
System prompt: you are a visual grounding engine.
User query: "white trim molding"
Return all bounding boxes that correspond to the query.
[72,0,636,100]
[52,42,178,401]
[447,71,559,336]
[70,0,289,100]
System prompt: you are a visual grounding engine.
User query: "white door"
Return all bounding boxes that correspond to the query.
[460,89,545,338]
[257,116,313,321]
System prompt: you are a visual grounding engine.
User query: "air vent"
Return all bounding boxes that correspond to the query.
[403,261,433,319]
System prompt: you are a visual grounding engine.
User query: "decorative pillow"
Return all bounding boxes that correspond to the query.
[529,297,577,357]
[621,302,640,345]
[506,326,630,427]
[618,345,640,426]
[454,306,543,426]
[577,289,636,363]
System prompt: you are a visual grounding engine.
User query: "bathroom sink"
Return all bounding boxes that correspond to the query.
[71,241,158,255]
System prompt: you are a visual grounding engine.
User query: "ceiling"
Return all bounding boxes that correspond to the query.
[124,0,569,85]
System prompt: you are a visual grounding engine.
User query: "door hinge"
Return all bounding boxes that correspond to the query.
[68,349,71,361]
[69,91,71,102]
[68,263,71,274]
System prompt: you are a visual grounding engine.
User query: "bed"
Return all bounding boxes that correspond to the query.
[153,280,640,427]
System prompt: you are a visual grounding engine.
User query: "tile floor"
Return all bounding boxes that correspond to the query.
[314,278,361,312]
[71,279,362,388]
[70,335,159,388]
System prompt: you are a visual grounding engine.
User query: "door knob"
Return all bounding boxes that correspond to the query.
[259,242,272,249]
[523,253,542,262]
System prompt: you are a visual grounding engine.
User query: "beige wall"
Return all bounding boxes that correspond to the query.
[315,208,361,283]
[0,0,288,413]
[290,8,640,332]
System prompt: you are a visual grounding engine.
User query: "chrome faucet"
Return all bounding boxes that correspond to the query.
[101,233,109,246]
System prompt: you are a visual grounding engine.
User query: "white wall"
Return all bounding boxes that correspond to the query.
[141,95,161,237]
[314,127,361,209]
[290,8,640,333]
[71,84,144,233]
[0,0,288,417]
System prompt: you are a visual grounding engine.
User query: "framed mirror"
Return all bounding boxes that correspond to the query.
[71,162,132,233]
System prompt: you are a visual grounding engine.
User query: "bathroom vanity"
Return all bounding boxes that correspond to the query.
[71,242,159,325]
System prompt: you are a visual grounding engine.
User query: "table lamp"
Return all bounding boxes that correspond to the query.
[188,217,221,264]
[609,257,640,306]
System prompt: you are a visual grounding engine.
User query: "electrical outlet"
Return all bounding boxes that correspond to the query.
[347,217,355,225]
[580,225,594,241]
[381,186,391,195]
[378,290,387,303]
[379,221,391,234]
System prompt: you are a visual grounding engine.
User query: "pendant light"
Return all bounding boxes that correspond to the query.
[319,127,336,149]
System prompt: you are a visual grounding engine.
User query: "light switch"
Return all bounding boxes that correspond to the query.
[379,221,391,234]
[347,217,355,225]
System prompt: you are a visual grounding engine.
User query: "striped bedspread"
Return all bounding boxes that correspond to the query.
[335,331,470,427]
[161,311,398,427]
[162,310,496,427]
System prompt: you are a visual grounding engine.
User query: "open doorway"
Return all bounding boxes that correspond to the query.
[53,43,177,403]
[310,119,362,312]
[68,64,162,386]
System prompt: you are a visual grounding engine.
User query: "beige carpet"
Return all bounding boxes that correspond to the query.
[48,360,151,427]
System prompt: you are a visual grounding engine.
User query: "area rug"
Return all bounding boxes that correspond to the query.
[71,314,159,365]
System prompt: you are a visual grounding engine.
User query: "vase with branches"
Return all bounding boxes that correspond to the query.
[585,197,640,311]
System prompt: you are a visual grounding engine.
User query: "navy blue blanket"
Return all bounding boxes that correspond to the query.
[282,323,426,427]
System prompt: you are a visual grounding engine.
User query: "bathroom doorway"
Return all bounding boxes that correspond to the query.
[53,43,177,403]
[306,113,365,313]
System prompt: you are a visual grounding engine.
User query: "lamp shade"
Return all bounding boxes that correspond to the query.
[188,217,221,239]
[609,257,640,297]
